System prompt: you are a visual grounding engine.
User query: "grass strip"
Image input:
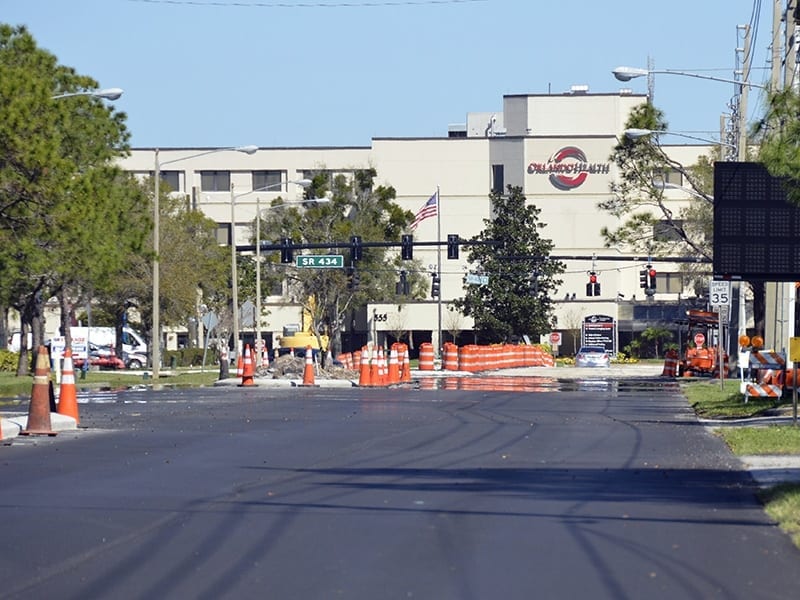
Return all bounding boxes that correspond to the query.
[716,426,800,455]
[760,484,800,549]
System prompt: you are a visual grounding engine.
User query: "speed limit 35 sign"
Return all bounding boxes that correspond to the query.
[709,280,731,307]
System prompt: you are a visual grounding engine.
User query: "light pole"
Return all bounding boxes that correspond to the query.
[152,145,257,380]
[623,127,737,149]
[612,65,766,161]
[253,180,314,354]
[612,66,764,88]
[230,180,317,364]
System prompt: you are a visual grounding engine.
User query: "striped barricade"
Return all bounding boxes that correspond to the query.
[743,351,785,402]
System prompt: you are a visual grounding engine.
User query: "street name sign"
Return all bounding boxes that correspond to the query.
[466,274,489,285]
[296,254,344,268]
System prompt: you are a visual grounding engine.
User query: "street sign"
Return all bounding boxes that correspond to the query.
[709,280,731,307]
[549,332,561,345]
[466,273,489,285]
[295,254,344,268]
[694,332,706,348]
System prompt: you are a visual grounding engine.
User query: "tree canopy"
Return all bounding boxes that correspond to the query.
[0,24,149,371]
[453,185,564,343]
[247,168,425,360]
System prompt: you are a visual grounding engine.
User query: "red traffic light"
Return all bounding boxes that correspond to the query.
[589,273,597,283]
[648,268,656,277]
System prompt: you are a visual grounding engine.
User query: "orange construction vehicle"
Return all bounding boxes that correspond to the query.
[677,309,726,377]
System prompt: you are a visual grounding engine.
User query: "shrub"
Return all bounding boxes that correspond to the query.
[0,350,24,373]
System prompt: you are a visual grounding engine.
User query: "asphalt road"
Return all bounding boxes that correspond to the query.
[2,383,800,600]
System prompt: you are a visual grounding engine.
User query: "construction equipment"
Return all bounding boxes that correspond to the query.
[676,309,724,377]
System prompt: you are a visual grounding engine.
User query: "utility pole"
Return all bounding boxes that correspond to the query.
[772,0,783,89]
[786,0,798,90]
[737,23,752,161]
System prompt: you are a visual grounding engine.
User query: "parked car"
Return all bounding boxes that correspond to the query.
[575,346,610,368]
[123,350,147,370]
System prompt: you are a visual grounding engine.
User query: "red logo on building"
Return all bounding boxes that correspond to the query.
[527,146,609,190]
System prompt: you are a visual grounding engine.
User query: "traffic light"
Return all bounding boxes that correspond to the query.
[396,270,410,295]
[447,234,459,260]
[280,237,293,264]
[350,235,363,261]
[401,234,413,260]
[528,272,539,295]
[639,269,648,288]
[346,267,360,291]
[647,266,657,290]
[586,272,600,297]
[431,272,440,298]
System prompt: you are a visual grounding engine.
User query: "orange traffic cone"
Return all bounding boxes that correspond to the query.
[370,347,379,386]
[302,346,317,386]
[236,353,244,379]
[261,346,270,369]
[57,348,80,424]
[358,347,372,386]
[239,345,255,386]
[21,346,56,437]
[400,344,412,382]
[388,345,400,384]
[378,347,387,386]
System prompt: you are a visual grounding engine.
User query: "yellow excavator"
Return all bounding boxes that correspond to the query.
[278,300,329,353]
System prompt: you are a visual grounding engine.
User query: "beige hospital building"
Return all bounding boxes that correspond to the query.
[115,87,712,357]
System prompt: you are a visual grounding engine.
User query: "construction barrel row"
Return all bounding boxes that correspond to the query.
[440,342,555,372]
[337,342,556,382]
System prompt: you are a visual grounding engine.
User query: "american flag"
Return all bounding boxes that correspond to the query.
[409,191,438,230]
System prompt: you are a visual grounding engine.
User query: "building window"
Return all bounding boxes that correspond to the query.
[653,219,684,242]
[303,170,329,186]
[268,279,284,296]
[656,272,682,294]
[491,164,504,194]
[253,170,285,192]
[149,170,180,192]
[215,224,231,246]
[201,171,230,192]
[661,168,682,186]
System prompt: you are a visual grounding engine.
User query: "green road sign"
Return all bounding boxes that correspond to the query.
[295,254,344,268]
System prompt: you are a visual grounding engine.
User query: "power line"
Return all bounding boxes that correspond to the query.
[128,0,486,7]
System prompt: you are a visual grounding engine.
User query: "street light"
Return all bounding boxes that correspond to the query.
[612,65,766,161]
[651,180,714,203]
[230,179,319,363]
[152,145,257,380]
[52,88,124,100]
[612,66,766,89]
[51,86,123,373]
[623,127,737,148]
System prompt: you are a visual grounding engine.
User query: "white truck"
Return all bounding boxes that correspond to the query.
[44,326,148,368]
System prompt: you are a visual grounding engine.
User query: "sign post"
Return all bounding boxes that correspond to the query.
[549,332,561,356]
[710,280,732,389]
[789,337,800,426]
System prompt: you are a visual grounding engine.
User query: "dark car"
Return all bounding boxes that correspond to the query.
[575,346,610,368]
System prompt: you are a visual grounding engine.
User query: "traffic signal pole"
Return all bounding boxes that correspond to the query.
[436,185,442,360]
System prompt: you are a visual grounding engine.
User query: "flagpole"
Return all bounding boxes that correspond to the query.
[436,185,442,362]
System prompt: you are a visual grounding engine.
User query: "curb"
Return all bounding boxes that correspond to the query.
[1,412,78,442]
[213,377,358,388]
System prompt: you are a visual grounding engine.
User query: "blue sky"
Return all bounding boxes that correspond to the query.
[3,0,773,149]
